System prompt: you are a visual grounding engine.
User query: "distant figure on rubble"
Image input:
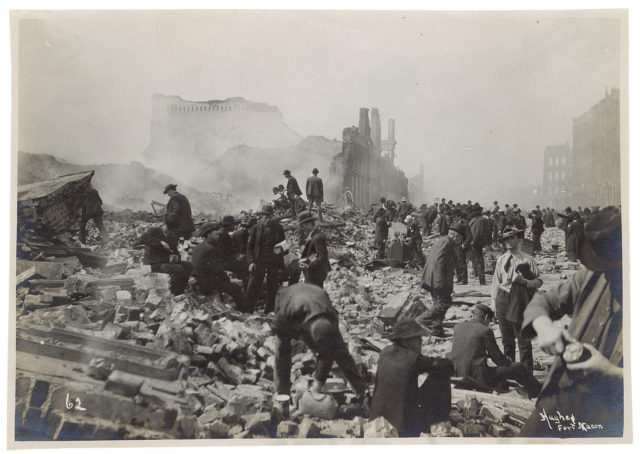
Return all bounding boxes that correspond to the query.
[469,204,492,285]
[271,283,368,399]
[490,226,543,373]
[405,216,426,267]
[79,184,109,244]
[136,215,192,295]
[283,170,303,215]
[371,318,454,437]
[543,207,555,229]
[395,196,413,223]
[436,204,449,236]
[306,168,324,221]
[565,211,585,262]
[453,212,472,285]
[373,201,390,259]
[416,222,467,337]
[163,183,195,240]
[272,187,289,212]
[422,203,438,236]
[448,304,542,398]
[292,194,308,216]
[191,221,245,309]
[295,211,331,288]
[529,207,544,253]
[245,204,285,313]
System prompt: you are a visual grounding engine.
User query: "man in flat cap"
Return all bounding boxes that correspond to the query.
[448,304,542,398]
[245,204,285,313]
[191,221,245,309]
[283,170,303,216]
[519,207,623,437]
[416,222,467,337]
[371,318,454,437]
[296,211,331,288]
[164,184,195,240]
[135,215,192,296]
[306,168,324,221]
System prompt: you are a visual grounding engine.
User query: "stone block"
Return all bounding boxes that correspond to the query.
[177,414,197,439]
[458,422,487,436]
[243,412,273,435]
[207,420,231,438]
[363,416,399,438]
[480,405,509,423]
[276,420,299,438]
[297,417,321,438]
[297,392,338,420]
[430,421,452,437]
[105,371,144,397]
[197,405,222,426]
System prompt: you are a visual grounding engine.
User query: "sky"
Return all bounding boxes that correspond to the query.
[15,9,623,202]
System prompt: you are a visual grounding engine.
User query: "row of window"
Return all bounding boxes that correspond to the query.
[548,156,567,167]
[164,104,252,112]
[547,170,566,182]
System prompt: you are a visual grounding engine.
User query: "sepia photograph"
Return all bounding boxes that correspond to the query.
[7,5,630,447]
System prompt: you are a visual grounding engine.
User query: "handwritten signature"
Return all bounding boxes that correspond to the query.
[64,393,86,411]
[539,408,603,432]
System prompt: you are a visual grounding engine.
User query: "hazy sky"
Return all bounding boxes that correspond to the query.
[16,10,623,201]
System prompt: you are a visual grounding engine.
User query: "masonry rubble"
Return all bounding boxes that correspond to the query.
[15,202,579,440]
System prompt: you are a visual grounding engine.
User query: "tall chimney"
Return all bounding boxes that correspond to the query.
[371,108,381,152]
[388,118,395,143]
[359,108,370,138]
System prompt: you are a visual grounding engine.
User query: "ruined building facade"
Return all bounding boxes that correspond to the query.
[330,108,408,208]
[542,143,571,208]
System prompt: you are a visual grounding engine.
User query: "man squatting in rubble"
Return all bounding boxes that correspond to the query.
[245,204,285,313]
[491,226,543,373]
[79,184,109,244]
[190,220,246,310]
[272,283,368,399]
[164,183,195,240]
[136,214,192,295]
[518,207,623,437]
[370,318,454,437]
[415,222,467,337]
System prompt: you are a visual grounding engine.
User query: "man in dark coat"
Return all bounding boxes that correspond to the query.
[283,170,303,215]
[371,318,454,437]
[469,205,492,285]
[373,204,390,259]
[453,213,472,285]
[449,304,541,397]
[529,208,545,253]
[79,184,109,244]
[296,211,331,288]
[406,217,426,267]
[543,207,555,229]
[416,222,466,337]
[422,204,438,236]
[565,212,585,262]
[395,196,413,223]
[272,284,367,397]
[164,184,195,240]
[191,222,245,308]
[136,215,192,295]
[519,207,623,437]
[245,204,285,313]
[306,168,324,221]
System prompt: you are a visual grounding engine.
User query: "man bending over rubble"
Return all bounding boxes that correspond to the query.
[136,214,192,295]
[371,318,454,437]
[271,284,368,400]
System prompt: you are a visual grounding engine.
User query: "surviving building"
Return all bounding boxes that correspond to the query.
[542,143,571,208]
[329,108,408,208]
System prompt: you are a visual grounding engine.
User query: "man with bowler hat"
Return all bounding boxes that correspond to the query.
[163,183,195,240]
[283,170,303,215]
[416,222,467,337]
[519,206,624,437]
[306,168,324,221]
[371,318,454,437]
[245,204,285,313]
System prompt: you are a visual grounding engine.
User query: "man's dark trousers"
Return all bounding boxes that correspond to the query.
[495,289,533,372]
[471,244,486,284]
[245,260,281,313]
[454,244,468,283]
[416,289,452,332]
[151,262,192,295]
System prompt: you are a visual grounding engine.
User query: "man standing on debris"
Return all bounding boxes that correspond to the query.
[306,168,324,221]
[164,184,195,240]
[272,283,368,399]
[395,196,413,223]
[136,215,192,295]
[416,222,466,337]
[529,207,545,253]
[490,226,543,373]
[565,211,585,262]
[79,184,109,244]
[371,318,454,437]
[283,170,303,215]
[373,201,390,259]
[296,211,331,288]
[406,216,426,267]
[453,213,472,285]
[518,207,623,437]
[191,222,246,308]
[543,207,555,229]
[423,203,438,236]
[449,304,542,398]
[245,204,285,313]
[469,204,492,285]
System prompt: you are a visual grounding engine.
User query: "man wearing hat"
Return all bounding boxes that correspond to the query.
[529,207,545,253]
[296,211,331,288]
[449,304,542,398]
[469,204,493,285]
[135,215,192,296]
[395,196,413,223]
[245,204,285,313]
[371,317,454,437]
[519,206,623,437]
[416,222,467,337]
[191,221,245,308]
[453,212,472,285]
[565,210,585,262]
[305,168,324,221]
[283,170,303,215]
[272,283,367,400]
[164,184,195,240]
[490,226,543,373]
[373,202,390,259]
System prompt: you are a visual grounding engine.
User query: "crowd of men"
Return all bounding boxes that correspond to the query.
[77,176,623,438]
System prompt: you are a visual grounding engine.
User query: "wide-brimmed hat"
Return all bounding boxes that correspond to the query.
[579,206,622,272]
[499,225,525,241]
[312,168,319,174]
[163,183,177,194]
[296,210,316,227]
[449,222,467,237]
[283,169,291,176]
[199,222,219,237]
[259,204,274,215]
[221,215,236,227]
[389,318,427,341]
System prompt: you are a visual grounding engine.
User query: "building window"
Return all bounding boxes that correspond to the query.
[549,157,553,166]
[561,171,566,180]
[561,157,566,166]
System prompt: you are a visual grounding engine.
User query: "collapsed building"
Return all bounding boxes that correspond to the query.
[330,108,409,208]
